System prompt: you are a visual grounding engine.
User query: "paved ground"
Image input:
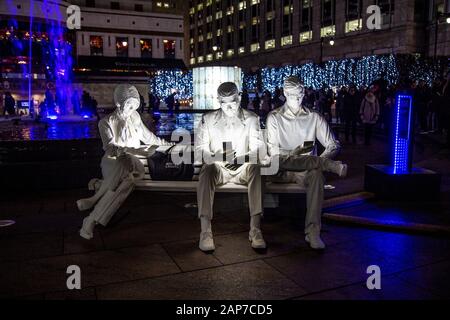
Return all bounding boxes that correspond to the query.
[1,127,449,300]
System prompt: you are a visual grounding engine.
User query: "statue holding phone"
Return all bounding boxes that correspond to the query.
[266,76,348,250]
[195,82,267,252]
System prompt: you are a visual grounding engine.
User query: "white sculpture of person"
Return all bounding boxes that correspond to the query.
[77,84,173,240]
[266,76,348,250]
[195,82,267,252]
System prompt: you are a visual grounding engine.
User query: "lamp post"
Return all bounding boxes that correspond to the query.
[320,37,324,64]
[320,37,335,64]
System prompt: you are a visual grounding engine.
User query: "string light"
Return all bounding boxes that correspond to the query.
[151,70,193,99]
[150,54,445,100]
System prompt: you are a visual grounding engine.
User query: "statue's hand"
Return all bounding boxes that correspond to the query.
[140,145,159,157]
[290,145,313,157]
[215,149,236,163]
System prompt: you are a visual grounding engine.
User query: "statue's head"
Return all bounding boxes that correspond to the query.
[283,76,305,111]
[217,82,241,118]
[114,84,140,118]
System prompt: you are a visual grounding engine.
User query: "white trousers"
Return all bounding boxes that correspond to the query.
[272,155,338,235]
[197,163,263,219]
[87,154,144,226]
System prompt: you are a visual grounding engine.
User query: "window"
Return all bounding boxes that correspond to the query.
[135,4,143,12]
[265,39,275,50]
[345,19,362,33]
[300,0,312,32]
[375,0,395,26]
[163,39,176,59]
[238,28,246,46]
[226,32,234,48]
[111,2,120,10]
[282,0,293,36]
[266,0,275,12]
[252,2,260,18]
[321,0,335,27]
[300,30,312,43]
[116,37,128,57]
[321,25,335,37]
[345,0,362,32]
[251,42,260,52]
[251,23,259,42]
[346,0,361,20]
[140,39,152,58]
[414,0,429,23]
[266,18,274,40]
[85,0,95,7]
[281,35,292,46]
[239,6,246,22]
[90,35,103,56]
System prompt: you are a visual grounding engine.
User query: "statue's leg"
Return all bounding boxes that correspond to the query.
[77,157,128,211]
[280,155,347,177]
[91,176,135,226]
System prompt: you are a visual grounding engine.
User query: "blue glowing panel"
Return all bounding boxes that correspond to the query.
[393,95,413,174]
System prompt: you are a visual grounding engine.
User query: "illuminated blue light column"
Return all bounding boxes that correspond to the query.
[392,95,413,174]
[364,93,441,200]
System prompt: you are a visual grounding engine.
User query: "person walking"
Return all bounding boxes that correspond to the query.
[343,85,360,144]
[360,90,380,146]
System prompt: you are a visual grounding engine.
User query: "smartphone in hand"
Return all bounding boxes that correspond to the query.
[302,141,315,153]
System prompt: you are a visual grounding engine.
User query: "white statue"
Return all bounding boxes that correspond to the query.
[195,82,267,252]
[77,84,173,240]
[266,76,348,250]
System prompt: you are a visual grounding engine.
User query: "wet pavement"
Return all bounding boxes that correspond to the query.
[0,120,449,300]
[0,189,449,300]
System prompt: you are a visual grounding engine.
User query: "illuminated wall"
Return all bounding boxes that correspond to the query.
[193,66,242,110]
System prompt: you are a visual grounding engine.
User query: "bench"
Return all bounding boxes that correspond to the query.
[134,157,307,195]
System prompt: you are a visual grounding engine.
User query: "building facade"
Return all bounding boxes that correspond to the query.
[186,0,450,71]
[0,0,186,109]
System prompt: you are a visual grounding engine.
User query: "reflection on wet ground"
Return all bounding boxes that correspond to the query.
[0,113,200,141]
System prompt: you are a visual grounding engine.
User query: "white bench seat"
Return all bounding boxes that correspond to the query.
[135,180,305,194]
[136,157,306,194]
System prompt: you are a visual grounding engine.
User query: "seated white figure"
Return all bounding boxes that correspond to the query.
[77,84,173,240]
[266,76,348,250]
[195,82,268,252]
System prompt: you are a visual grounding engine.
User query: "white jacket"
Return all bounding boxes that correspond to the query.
[266,104,341,160]
[360,93,380,124]
[195,108,266,164]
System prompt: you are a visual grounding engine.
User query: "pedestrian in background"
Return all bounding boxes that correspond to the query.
[360,89,380,146]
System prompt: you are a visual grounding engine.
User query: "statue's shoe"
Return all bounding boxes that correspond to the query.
[199,232,215,252]
[249,229,267,249]
[79,217,95,240]
[76,198,95,211]
[305,232,326,250]
[88,178,102,192]
[338,163,348,178]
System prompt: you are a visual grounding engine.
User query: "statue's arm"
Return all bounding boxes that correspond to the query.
[98,119,124,157]
[316,114,341,159]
